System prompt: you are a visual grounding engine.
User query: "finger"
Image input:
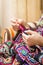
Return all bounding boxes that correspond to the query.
[11,19,22,23]
[12,24,19,29]
[22,33,28,43]
[22,33,30,40]
[11,21,17,24]
[12,25,17,30]
[22,37,28,44]
[11,20,21,25]
[18,19,25,24]
[24,30,35,35]
[11,21,17,26]
[11,19,19,24]
[12,23,19,26]
[11,18,18,22]
[22,33,33,46]
[27,22,36,28]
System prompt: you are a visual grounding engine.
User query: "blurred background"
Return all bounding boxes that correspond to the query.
[0,0,43,34]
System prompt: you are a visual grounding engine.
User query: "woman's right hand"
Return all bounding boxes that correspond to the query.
[11,19,25,31]
[22,30,43,46]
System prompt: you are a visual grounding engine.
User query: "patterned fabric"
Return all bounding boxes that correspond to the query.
[0,19,43,65]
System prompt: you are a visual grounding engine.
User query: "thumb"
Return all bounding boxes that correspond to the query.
[22,32,30,40]
[24,30,35,35]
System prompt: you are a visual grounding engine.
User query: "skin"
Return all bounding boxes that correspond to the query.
[22,30,43,46]
[11,19,43,64]
[11,19,43,46]
[11,19,26,31]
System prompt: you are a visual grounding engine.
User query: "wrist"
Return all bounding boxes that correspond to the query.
[38,36,43,46]
[40,36,43,46]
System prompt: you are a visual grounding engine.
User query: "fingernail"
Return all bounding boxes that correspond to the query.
[24,32,28,35]
[24,30,29,33]
[22,33,29,38]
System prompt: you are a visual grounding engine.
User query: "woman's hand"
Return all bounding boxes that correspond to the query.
[22,30,43,46]
[11,19,25,31]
